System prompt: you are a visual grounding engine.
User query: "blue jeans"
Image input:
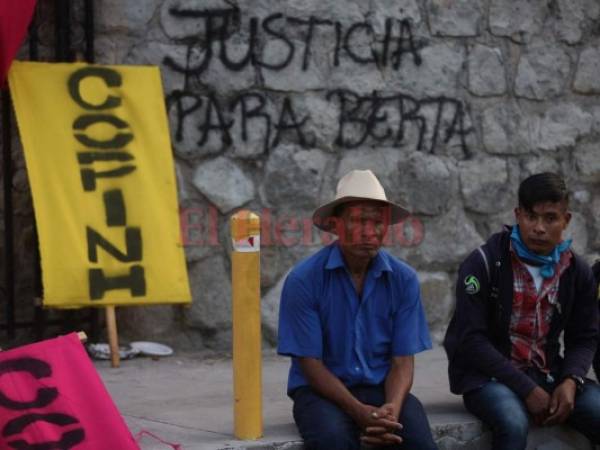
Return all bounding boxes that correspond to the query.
[463,374,600,450]
[292,384,438,450]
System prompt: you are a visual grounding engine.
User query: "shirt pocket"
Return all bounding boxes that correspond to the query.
[322,327,348,366]
[368,308,393,359]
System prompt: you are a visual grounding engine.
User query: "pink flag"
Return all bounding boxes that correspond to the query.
[0,333,140,449]
[0,0,36,87]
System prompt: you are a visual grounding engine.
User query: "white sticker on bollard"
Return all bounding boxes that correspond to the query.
[232,235,260,252]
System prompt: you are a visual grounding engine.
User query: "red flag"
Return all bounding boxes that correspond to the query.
[0,0,36,87]
[0,333,140,449]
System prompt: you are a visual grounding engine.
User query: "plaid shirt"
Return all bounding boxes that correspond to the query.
[509,245,572,372]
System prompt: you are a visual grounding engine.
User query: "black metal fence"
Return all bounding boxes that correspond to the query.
[1,0,99,344]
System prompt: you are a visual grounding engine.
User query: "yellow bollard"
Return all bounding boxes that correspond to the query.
[230,210,262,440]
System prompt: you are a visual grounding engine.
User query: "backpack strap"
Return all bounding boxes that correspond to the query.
[591,260,600,300]
[476,243,506,342]
[477,244,501,305]
[477,246,491,283]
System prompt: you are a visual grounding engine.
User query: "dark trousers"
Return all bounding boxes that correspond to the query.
[463,373,600,450]
[292,384,438,450]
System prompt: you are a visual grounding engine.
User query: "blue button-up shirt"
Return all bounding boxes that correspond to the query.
[277,242,432,394]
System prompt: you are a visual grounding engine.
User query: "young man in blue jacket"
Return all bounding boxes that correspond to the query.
[278,170,438,450]
[444,172,600,449]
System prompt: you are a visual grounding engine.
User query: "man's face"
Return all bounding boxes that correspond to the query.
[337,201,390,260]
[514,201,571,256]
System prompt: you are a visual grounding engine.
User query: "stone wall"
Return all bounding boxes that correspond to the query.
[5,0,600,350]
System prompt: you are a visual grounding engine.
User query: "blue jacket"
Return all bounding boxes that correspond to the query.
[444,227,598,399]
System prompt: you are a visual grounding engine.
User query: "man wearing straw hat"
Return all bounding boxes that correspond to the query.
[278,170,438,450]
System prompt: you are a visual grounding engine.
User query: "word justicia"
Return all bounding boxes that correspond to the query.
[164,7,422,75]
[180,206,424,248]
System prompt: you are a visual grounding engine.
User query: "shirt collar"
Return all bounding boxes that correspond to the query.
[325,242,392,277]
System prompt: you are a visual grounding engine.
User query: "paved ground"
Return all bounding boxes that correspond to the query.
[96,346,597,450]
[96,345,471,449]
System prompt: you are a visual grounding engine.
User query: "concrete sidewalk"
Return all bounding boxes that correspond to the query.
[96,346,595,450]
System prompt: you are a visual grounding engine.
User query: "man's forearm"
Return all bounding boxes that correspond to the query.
[384,355,414,417]
[298,357,364,418]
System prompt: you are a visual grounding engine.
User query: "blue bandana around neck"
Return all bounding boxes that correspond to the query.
[510,225,571,279]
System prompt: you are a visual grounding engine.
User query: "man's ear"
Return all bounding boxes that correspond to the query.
[564,211,572,227]
[514,207,520,221]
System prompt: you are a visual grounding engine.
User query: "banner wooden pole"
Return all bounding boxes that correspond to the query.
[105,306,120,368]
[77,331,88,343]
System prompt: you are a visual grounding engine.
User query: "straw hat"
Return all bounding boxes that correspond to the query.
[312,170,410,232]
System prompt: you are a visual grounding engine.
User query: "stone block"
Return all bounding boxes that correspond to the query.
[427,0,484,37]
[385,42,466,97]
[393,206,483,270]
[575,142,600,182]
[574,45,600,94]
[482,101,530,155]
[261,145,333,211]
[396,152,459,216]
[591,106,600,134]
[261,269,290,346]
[193,157,256,213]
[572,190,591,210]
[277,0,364,24]
[521,157,561,178]
[478,209,514,240]
[515,39,571,100]
[468,44,506,96]
[292,93,344,152]
[117,305,179,343]
[459,158,511,214]
[179,198,223,263]
[94,35,135,64]
[127,42,186,94]
[527,104,593,152]
[418,271,454,341]
[566,211,589,256]
[370,0,422,35]
[184,253,232,348]
[97,0,160,33]
[327,54,387,92]
[553,0,600,45]
[490,0,547,43]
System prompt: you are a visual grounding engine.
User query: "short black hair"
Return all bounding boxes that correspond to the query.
[518,172,569,212]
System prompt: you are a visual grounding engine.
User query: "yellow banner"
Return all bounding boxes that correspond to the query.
[8,61,191,307]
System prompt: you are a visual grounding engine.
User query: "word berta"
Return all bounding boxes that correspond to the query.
[68,67,146,300]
